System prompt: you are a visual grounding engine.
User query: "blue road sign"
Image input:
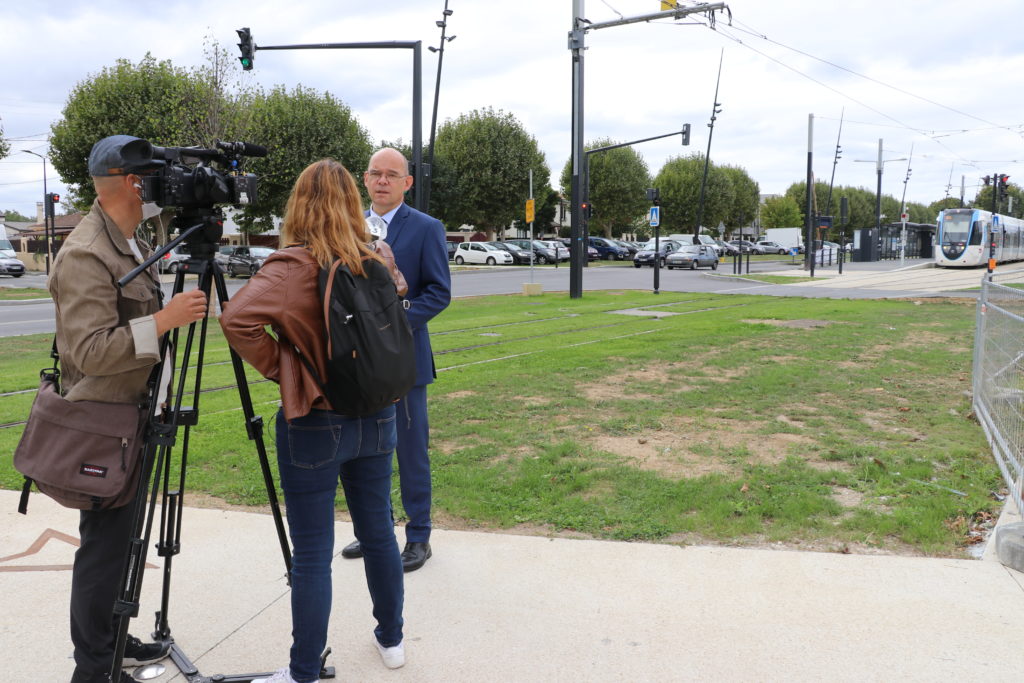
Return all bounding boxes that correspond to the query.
[649,206,660,227]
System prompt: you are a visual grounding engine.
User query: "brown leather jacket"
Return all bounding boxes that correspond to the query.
[219,242,407,421]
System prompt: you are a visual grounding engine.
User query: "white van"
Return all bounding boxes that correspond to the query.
[666,233,718,248]
[0,237,15,258]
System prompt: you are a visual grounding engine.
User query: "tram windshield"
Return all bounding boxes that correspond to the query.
[939,212,973,243]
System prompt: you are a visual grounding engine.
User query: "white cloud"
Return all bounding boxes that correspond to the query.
[2,0,1023,217]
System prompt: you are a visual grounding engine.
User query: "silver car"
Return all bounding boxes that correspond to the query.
[665,244,719,270]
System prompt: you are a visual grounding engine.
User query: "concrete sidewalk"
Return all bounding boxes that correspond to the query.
[2,490,1023,682]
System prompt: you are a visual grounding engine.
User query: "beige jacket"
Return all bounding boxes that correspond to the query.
[219,243,406,421]
[48,200,162,403]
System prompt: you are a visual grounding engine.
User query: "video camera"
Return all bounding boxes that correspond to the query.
[140,140,264,210]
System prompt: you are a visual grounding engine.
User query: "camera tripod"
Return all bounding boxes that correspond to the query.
[109,218,336,682]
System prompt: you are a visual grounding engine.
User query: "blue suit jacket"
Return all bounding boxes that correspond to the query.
[378,203,451,386]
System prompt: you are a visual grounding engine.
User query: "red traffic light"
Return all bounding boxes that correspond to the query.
[50,193,60,203]
[1000,174,1010,185]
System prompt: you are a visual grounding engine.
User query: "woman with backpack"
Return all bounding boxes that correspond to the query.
[220,159,408,683]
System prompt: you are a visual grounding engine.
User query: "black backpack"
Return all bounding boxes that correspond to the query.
[293,256,416,417]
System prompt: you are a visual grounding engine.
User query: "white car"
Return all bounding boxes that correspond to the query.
[454,241,514,265]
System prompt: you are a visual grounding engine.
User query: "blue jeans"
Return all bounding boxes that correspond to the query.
[275,406,404,683]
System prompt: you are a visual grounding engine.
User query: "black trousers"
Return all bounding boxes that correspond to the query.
[69,503,134,683]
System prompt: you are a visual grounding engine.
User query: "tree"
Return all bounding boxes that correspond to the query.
[652,153,733,235]
[236,85,373,233]
[1,208,32,222]
[0,118,9,160]
[928,197,963,216]
[720,165,760,233]
[559,138,650,238]
[760,195,802,229]
[430,107,549,238]
[973,181,1023,219]
[49,54,226,211]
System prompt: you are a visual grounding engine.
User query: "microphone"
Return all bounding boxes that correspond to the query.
[216,140,269,158]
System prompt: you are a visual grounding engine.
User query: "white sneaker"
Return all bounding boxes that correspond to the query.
[251,666,318,683]
[374,638,406,669]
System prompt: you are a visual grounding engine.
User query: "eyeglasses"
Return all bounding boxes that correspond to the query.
[366,170,407,182]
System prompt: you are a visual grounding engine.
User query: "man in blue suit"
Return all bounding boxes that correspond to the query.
[342,147,451,572]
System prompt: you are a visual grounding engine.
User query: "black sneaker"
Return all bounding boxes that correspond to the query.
[122,634,170,666]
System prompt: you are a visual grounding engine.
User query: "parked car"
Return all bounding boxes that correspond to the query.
[728,239,766,255]
[613,239,639,258]
[715,239,740,257]
[223,246,276,277]
[0,254,25,278]
[665,244,719,270]
[557,238,600,261]
[159,244,192,272]
[507,239,561,264]
[454,241,514,265]
[633,239,682,268]
[446,241,458,261]
[539,240,570,261]
[488,241,533,265]
[755,240,789,255]
[588,236,630,260]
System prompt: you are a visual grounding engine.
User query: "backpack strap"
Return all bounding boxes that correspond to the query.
[322,259,345,361]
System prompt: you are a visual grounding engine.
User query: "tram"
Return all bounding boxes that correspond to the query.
[935,208,1024,267]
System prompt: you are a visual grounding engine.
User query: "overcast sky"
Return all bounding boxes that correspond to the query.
[3,1,1023,221]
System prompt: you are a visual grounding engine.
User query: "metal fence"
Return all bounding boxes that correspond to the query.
[973,274,1024,509]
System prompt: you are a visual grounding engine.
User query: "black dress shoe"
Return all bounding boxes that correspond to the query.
[341,539,363,559]
[401,542,431,572]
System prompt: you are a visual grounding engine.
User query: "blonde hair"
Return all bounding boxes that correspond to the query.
[280,159,383,274]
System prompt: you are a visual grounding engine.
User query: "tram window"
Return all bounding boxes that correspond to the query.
[968,222,983,245]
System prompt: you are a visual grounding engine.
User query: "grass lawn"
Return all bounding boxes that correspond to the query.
[0,291,1001,558]
[0,286,49,300]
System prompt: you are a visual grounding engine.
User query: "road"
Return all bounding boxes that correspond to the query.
[3,258,1021,338]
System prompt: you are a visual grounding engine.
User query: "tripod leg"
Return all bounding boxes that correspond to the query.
[212,265,293,579]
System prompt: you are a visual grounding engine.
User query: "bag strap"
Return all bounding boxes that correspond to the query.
[18,478,32,515]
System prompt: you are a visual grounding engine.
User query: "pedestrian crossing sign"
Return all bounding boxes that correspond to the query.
[649,206,660,227]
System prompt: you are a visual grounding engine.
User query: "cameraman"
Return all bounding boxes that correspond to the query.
[49,135,207,683]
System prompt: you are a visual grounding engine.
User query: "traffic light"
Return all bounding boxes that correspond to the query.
[998,174,1010,201]
[236,28,255,71]
[983,175,991,186]
[580,201,593,218]
[45,192,60,218]
[681,123,690,146]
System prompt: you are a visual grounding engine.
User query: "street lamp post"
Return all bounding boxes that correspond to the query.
[424,1,456,215]
[21,149,52,274]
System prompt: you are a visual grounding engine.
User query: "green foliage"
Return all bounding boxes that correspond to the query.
[0,119,9,160]
[972,181,1024,218]
[648,156,757,236]
[720,165,760,231]
[928,197,963,216]
[1,208,32,222]
[236,85,373,233]
[49,53,227,210]
[559,139,650,237]
[760,195,803,229]
[430,107,549,236]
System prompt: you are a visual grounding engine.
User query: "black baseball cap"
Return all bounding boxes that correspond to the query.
[88,135,165,177]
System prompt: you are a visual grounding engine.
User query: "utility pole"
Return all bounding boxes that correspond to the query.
[804,114,814,276]
[424,0,455,215]
[898,143,913,267]
[825,108,843,216]
[22,149,52,274]
[694,49,724,242]
[568,0,728,298]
